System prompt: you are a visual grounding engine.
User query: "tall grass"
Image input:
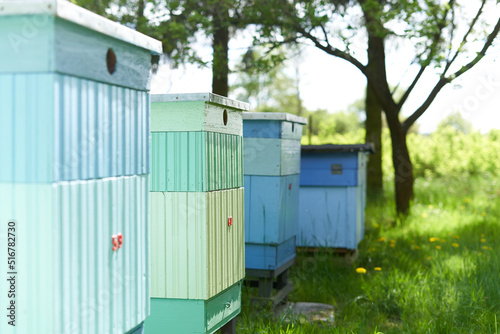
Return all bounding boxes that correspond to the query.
[236,172,500,333]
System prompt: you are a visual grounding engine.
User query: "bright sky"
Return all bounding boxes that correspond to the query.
[151,25,500,134]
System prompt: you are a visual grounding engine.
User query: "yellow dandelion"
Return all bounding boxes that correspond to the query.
[429,205,434,209]
[481,238,486,242]
[427,256,431,260]
[452,243,459,248]
[478,252,483,256]
[482,246,489,250]
[390,240,396,244]
[422,213,428,218]
[465,198,471,203]
[356,267,367,274]
[459,205,465,210]
[374,267,382,271]
[414,245,421,250]
[481,234,485,238]
[436,245,441,250]
[441,239,446,243]
[374,223,380,228]
[390,244,395,248]
[377,237,386,242]
[454,235,460,239]
[429,237,439,242]
[481,212,486,216]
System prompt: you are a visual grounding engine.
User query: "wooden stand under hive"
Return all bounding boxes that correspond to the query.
[242,112,307,305]
[146,93,247,334]
[0,1,161,333]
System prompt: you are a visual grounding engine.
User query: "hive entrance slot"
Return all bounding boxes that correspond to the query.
[223,109,228,126]
[106,48,117,74]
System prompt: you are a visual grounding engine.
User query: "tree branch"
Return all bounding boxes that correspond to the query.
[396,65,426,112]
[442,0,487,77]
[403,16,500,133]
[296,26,367,74]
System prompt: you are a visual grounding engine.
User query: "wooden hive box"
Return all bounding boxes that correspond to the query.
[0,1,162,333]
[243,113,307,274]
[298,144,374,250]
[146,93,247,334]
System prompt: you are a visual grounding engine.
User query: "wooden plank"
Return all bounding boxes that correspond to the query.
[280,139,301,175]
[281,121,304,140]
[0,0,162,53]
[300,152,359,187]
[243,138,281,175]
[206,188,245,299]
[205,281,242,333]
[245,237,296,271]
[151,101,206,132]
[151,98,244,135]
[243,120,282,138]
[244,175,281,244]
[298,186,359,249]
[146,298,205,333]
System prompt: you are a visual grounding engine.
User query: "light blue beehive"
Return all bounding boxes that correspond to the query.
[298,144,374,250]
[243,112,307,273]
[0,1,162,333]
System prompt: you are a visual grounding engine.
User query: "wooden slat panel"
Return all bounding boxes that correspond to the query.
[280,139,301,175]
[206,188,245,299]
[151,132,243,192]
[243,138,281,176]
[150,191,208,299]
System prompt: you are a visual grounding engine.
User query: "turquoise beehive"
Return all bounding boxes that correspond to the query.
[298,144,374,250]
[243,112,307,298]
[0,1,161,333]
[146,93,248,333]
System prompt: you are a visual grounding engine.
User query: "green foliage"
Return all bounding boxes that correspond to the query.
[437,112,474,134]
[237,174,500,333]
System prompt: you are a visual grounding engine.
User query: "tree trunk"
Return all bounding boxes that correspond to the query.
[365,83,383,196]
[385,111,414,215]
[212,10,229,97]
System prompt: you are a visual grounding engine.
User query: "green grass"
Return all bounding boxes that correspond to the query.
[237,175,500,333]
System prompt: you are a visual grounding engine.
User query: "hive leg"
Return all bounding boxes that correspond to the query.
[220,317,237,334]
[258,278,274,298]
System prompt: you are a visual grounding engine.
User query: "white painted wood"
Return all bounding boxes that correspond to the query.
[242,112,307,124]
[0,0,162,54]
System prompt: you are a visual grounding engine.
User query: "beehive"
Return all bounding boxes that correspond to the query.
[243,113,307,274]
[298,144,374,249]
[146,93,247,333]
[0,1,161,333]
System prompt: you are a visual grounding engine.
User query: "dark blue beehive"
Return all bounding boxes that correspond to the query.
[298,144,374,250]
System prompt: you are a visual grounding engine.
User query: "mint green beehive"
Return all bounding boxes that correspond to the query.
[146,93,247,333]
[0,1,162,333]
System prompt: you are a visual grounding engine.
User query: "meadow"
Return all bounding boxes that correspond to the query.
[235,127,500,333]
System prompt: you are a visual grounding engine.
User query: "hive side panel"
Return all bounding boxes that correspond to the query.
[243,120,281,138]
[0,73,54,183]
[54,18,153,90]
[53,75,149,182]
[281,174,301,243]
[150,192,208,299]
[204,104,243,136]
[243,176,281,244]
[150,132,207,192]
[300,153,359,186]
[280,121,303,140]
[280,139,301,175]
[53,175,148,334]
[150,101,205,132]
[297,186,351,248]
[0,183,55,334]
[206,188,245,299]
[243,138,281,176]
[0,15,55,73]
[206,133,243,191]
